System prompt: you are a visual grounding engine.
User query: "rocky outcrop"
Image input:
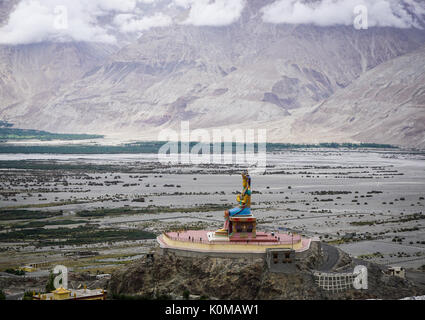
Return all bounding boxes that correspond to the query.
[108,247,425,300]
[109,249,322,300]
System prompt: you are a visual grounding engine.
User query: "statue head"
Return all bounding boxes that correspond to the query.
[242,171,249,188]
[242,171,251,189]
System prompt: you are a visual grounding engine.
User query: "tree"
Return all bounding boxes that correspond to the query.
[183,290,190,300]
[45,272,56,292]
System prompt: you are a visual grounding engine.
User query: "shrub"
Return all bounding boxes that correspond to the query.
[183,290,190,300]
[5,268,25,276]
[23,291,35,300]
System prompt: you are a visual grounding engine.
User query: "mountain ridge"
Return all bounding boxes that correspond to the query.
[0,0,424,147]
[293,44,425,148]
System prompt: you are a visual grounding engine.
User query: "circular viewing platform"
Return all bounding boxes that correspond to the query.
[157,230,312,254]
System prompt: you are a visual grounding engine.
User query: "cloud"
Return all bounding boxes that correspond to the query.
[173,0,246,26]
[114,12,172,33]
[261,0,424,29]
[0,0,168,45]
[2,0,421,46]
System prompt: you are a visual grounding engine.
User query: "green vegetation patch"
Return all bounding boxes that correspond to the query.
[350,213,424,226]
[0,209,62,221]
[0,141,165,154]
[77,204,231,218]
[0,225,156,246]
[358,252,384,260]
[3,200,89,210]
[0,127,103,141]
[267,142,398,151]
[4,268,25,276]
[0,141,398,155]
[350,220,376,226]
[13,219,89,229]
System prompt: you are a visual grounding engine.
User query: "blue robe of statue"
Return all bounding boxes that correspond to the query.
[229,207,251,216]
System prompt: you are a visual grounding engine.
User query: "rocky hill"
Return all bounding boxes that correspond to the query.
[108,248,425,300]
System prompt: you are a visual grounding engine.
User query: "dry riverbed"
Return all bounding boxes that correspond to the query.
[0,149,424,285]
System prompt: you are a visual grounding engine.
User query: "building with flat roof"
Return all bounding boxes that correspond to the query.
[388,266,406,279]
[32,285,107,300]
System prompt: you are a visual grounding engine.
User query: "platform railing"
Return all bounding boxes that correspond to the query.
[163,233,302,246]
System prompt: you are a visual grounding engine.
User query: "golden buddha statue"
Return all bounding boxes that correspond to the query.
[215,172,252,236]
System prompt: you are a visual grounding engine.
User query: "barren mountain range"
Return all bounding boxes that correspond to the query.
[0,0,424,148]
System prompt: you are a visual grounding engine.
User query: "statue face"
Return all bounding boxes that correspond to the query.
[242,173,250,189]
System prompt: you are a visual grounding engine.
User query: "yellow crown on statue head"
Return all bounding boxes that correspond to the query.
[242,171,251,188]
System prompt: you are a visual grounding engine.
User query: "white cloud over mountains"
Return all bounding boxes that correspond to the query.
[0,0,169,45]
[173,0,246,27]
[114,12,172,33]
[0,0,248,45]
[261,0,425,29]
[0,0,423,45]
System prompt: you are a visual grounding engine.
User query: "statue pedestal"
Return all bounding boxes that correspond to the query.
[229,215,256,239]
[214,214,257,239]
